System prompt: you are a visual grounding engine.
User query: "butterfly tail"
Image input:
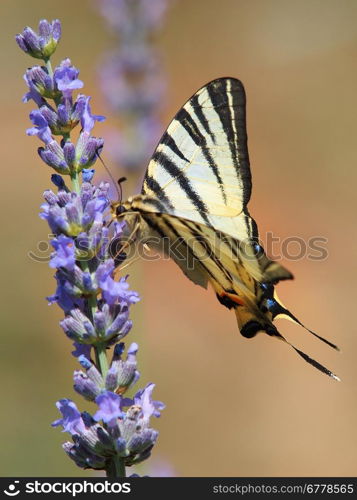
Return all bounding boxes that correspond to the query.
[271,326,340,381]
[234,306,340,381]
[268,292,339,351]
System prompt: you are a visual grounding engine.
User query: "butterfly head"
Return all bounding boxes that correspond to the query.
[111,199,131,220]
[111,195,144,223]
[114,203,127,217]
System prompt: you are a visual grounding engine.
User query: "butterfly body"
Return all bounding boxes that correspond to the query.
[113,77,339,380]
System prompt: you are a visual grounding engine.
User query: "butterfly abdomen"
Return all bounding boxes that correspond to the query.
[215,284,277,338]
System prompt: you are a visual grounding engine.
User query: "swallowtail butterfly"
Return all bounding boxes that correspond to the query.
[113,77,339,380]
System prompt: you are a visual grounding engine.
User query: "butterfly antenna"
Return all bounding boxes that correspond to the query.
[117,176,127,206]
[95,149,121,202]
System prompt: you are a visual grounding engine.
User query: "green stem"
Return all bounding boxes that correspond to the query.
[70,172,80,194]
[45,58,53,77]
[107,455,126,478]
[95,342,109,376]
[45,57,62,106]
[69,160,80,193]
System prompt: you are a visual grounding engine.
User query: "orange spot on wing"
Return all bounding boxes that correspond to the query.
[220,291,245,306]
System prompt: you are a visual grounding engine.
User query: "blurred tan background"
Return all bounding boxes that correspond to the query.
[1,0,357,477]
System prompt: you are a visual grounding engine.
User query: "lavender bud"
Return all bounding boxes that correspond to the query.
[51,174,67,190]
[16,20,62,60]
[78,355,104,389]
[75,132,103,170]
[38,141,69,174]
[16,27,42,58]
[63,142,76,167]
[73,371,101,401]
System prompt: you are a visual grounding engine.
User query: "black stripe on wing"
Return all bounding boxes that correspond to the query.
[206,78,252,206]
[151,150,212,226]
[161,133,190,163]
[160,215,227,286]
[139,197,170,213]
[142,175,175,211]
[190,94,216,143]
[181,219,234,282]
[175,107,226,203]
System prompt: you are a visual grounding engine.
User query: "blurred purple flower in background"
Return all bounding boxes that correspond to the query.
[97,0,170,173]
[17,18,164,478]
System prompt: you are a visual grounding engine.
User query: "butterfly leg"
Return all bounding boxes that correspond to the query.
[110,216,141,272]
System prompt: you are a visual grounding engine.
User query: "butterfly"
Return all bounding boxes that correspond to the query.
[112,77,339,380]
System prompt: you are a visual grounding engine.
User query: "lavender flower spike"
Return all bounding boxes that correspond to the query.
[18,18,164,477]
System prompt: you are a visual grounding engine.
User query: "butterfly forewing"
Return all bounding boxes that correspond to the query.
[142,78,253,237]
